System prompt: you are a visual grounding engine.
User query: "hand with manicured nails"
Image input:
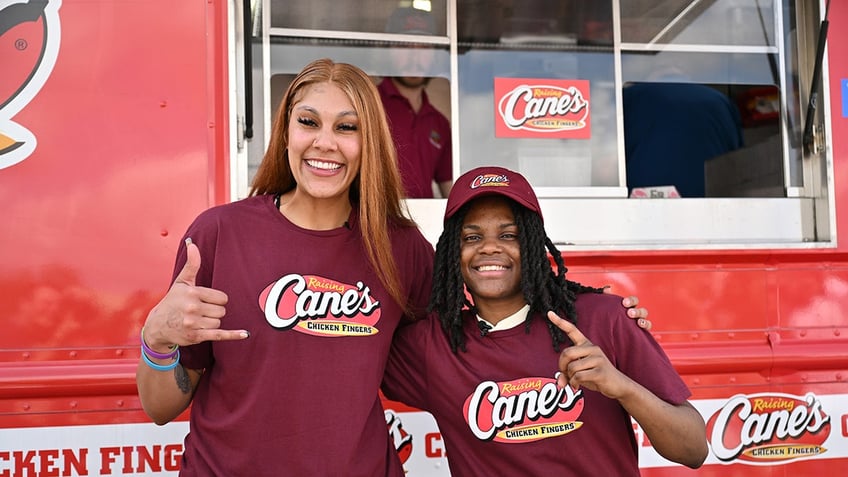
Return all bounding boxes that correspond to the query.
[621,295,651,330]
[604,287,652,330]
[142,239,249,353]
[547,310,634,400]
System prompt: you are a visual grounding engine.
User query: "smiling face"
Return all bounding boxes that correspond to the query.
[460,196,525,318]
[287,81,362,203]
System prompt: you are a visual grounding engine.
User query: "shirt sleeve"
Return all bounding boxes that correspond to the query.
[599,295,691,405]
[382,317,433,411]
[577,293,692,405]
[398,226,435,321]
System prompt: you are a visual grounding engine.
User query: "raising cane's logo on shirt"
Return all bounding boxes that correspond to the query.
[706,393,831,464]
[494,78,590,139]
[464,375,584,443]
[259,273,381,337]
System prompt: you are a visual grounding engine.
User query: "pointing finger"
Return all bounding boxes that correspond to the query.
[546,311,590,346]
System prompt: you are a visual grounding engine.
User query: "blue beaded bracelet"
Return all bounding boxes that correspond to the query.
[141,348,181,371]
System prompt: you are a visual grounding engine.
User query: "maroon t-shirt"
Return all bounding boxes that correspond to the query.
[379,78,452,198]
[383,293,691,477]
[176,195,434,476]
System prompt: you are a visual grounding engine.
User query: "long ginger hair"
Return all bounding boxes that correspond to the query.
[251,58,415,314]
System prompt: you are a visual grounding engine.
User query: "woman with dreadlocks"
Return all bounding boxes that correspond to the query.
[383,166,707,476]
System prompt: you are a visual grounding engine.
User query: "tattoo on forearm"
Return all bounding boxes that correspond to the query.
[174,365,192,394]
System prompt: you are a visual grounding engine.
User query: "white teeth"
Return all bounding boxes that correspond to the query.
[477,265,506,272]
[306,160,342,170]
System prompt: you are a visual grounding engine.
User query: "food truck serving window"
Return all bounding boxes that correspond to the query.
[243,0,834,250]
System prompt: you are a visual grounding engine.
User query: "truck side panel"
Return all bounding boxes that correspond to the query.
[1,0,846,476]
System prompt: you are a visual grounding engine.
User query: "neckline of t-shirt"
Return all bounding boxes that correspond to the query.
[268,194,356,237]
[476,304,529,333]
[465,310,537,340]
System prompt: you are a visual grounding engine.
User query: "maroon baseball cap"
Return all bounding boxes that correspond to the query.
[444,166,542,222]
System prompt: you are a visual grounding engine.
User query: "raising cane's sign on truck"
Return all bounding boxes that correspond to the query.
[2,1,848,476]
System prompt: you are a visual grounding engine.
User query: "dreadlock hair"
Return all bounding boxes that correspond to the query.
[428,197,604,354]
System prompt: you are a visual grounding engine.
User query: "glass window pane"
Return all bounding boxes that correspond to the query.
[622,50,778,86]
[269,38,450,79]
[270,0,447,36]
[621,49,793,198]
[457,47,619,191]
[458,0,613,46]
[455,1,618,192]
[621,0,776,46]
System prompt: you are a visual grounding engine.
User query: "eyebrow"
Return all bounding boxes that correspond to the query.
[295,105,358,119]
[461,222,517,232]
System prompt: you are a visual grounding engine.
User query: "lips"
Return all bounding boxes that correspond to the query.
[305,159,342,171]
[475,264,509,272]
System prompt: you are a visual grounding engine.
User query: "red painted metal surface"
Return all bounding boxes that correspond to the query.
[0,0,228,429]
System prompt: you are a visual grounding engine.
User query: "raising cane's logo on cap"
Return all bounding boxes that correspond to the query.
[444,166,543,222]
[494,77,590,139]
[259,273,381,337]
[706,392,831,464]
[471,173,510,188]
[463,375,584,443]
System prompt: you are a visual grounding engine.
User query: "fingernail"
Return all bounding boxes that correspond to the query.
[241,331,250,338]
[185,237,193,246]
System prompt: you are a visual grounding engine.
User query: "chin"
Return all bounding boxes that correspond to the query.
[397,77,430,88]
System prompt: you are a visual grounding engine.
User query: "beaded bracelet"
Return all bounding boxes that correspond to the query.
[140,327,178,360]
[141,348,181,371]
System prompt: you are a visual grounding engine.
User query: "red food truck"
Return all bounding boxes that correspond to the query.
[1,0,846,475]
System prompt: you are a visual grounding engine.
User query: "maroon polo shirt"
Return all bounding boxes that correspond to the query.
[379,78,452,198]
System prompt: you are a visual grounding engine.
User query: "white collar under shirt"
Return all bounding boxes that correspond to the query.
[476,304,530,333]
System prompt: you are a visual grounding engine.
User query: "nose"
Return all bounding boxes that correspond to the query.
[312,128,337,151]
[477,235,502,254]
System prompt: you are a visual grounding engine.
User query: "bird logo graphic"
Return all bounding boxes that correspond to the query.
[0,0,62,170]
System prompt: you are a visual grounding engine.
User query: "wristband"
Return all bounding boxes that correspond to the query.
[141,348,181,371]
[140,327,178,360]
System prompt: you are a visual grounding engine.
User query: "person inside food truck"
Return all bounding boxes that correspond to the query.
[379,6,453,198]
[382,166,708,476]
[623,69,745,198]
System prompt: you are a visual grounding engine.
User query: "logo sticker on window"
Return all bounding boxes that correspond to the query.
[494,78,590,139]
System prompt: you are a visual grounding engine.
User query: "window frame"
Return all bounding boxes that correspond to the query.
[241,0,836,250]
